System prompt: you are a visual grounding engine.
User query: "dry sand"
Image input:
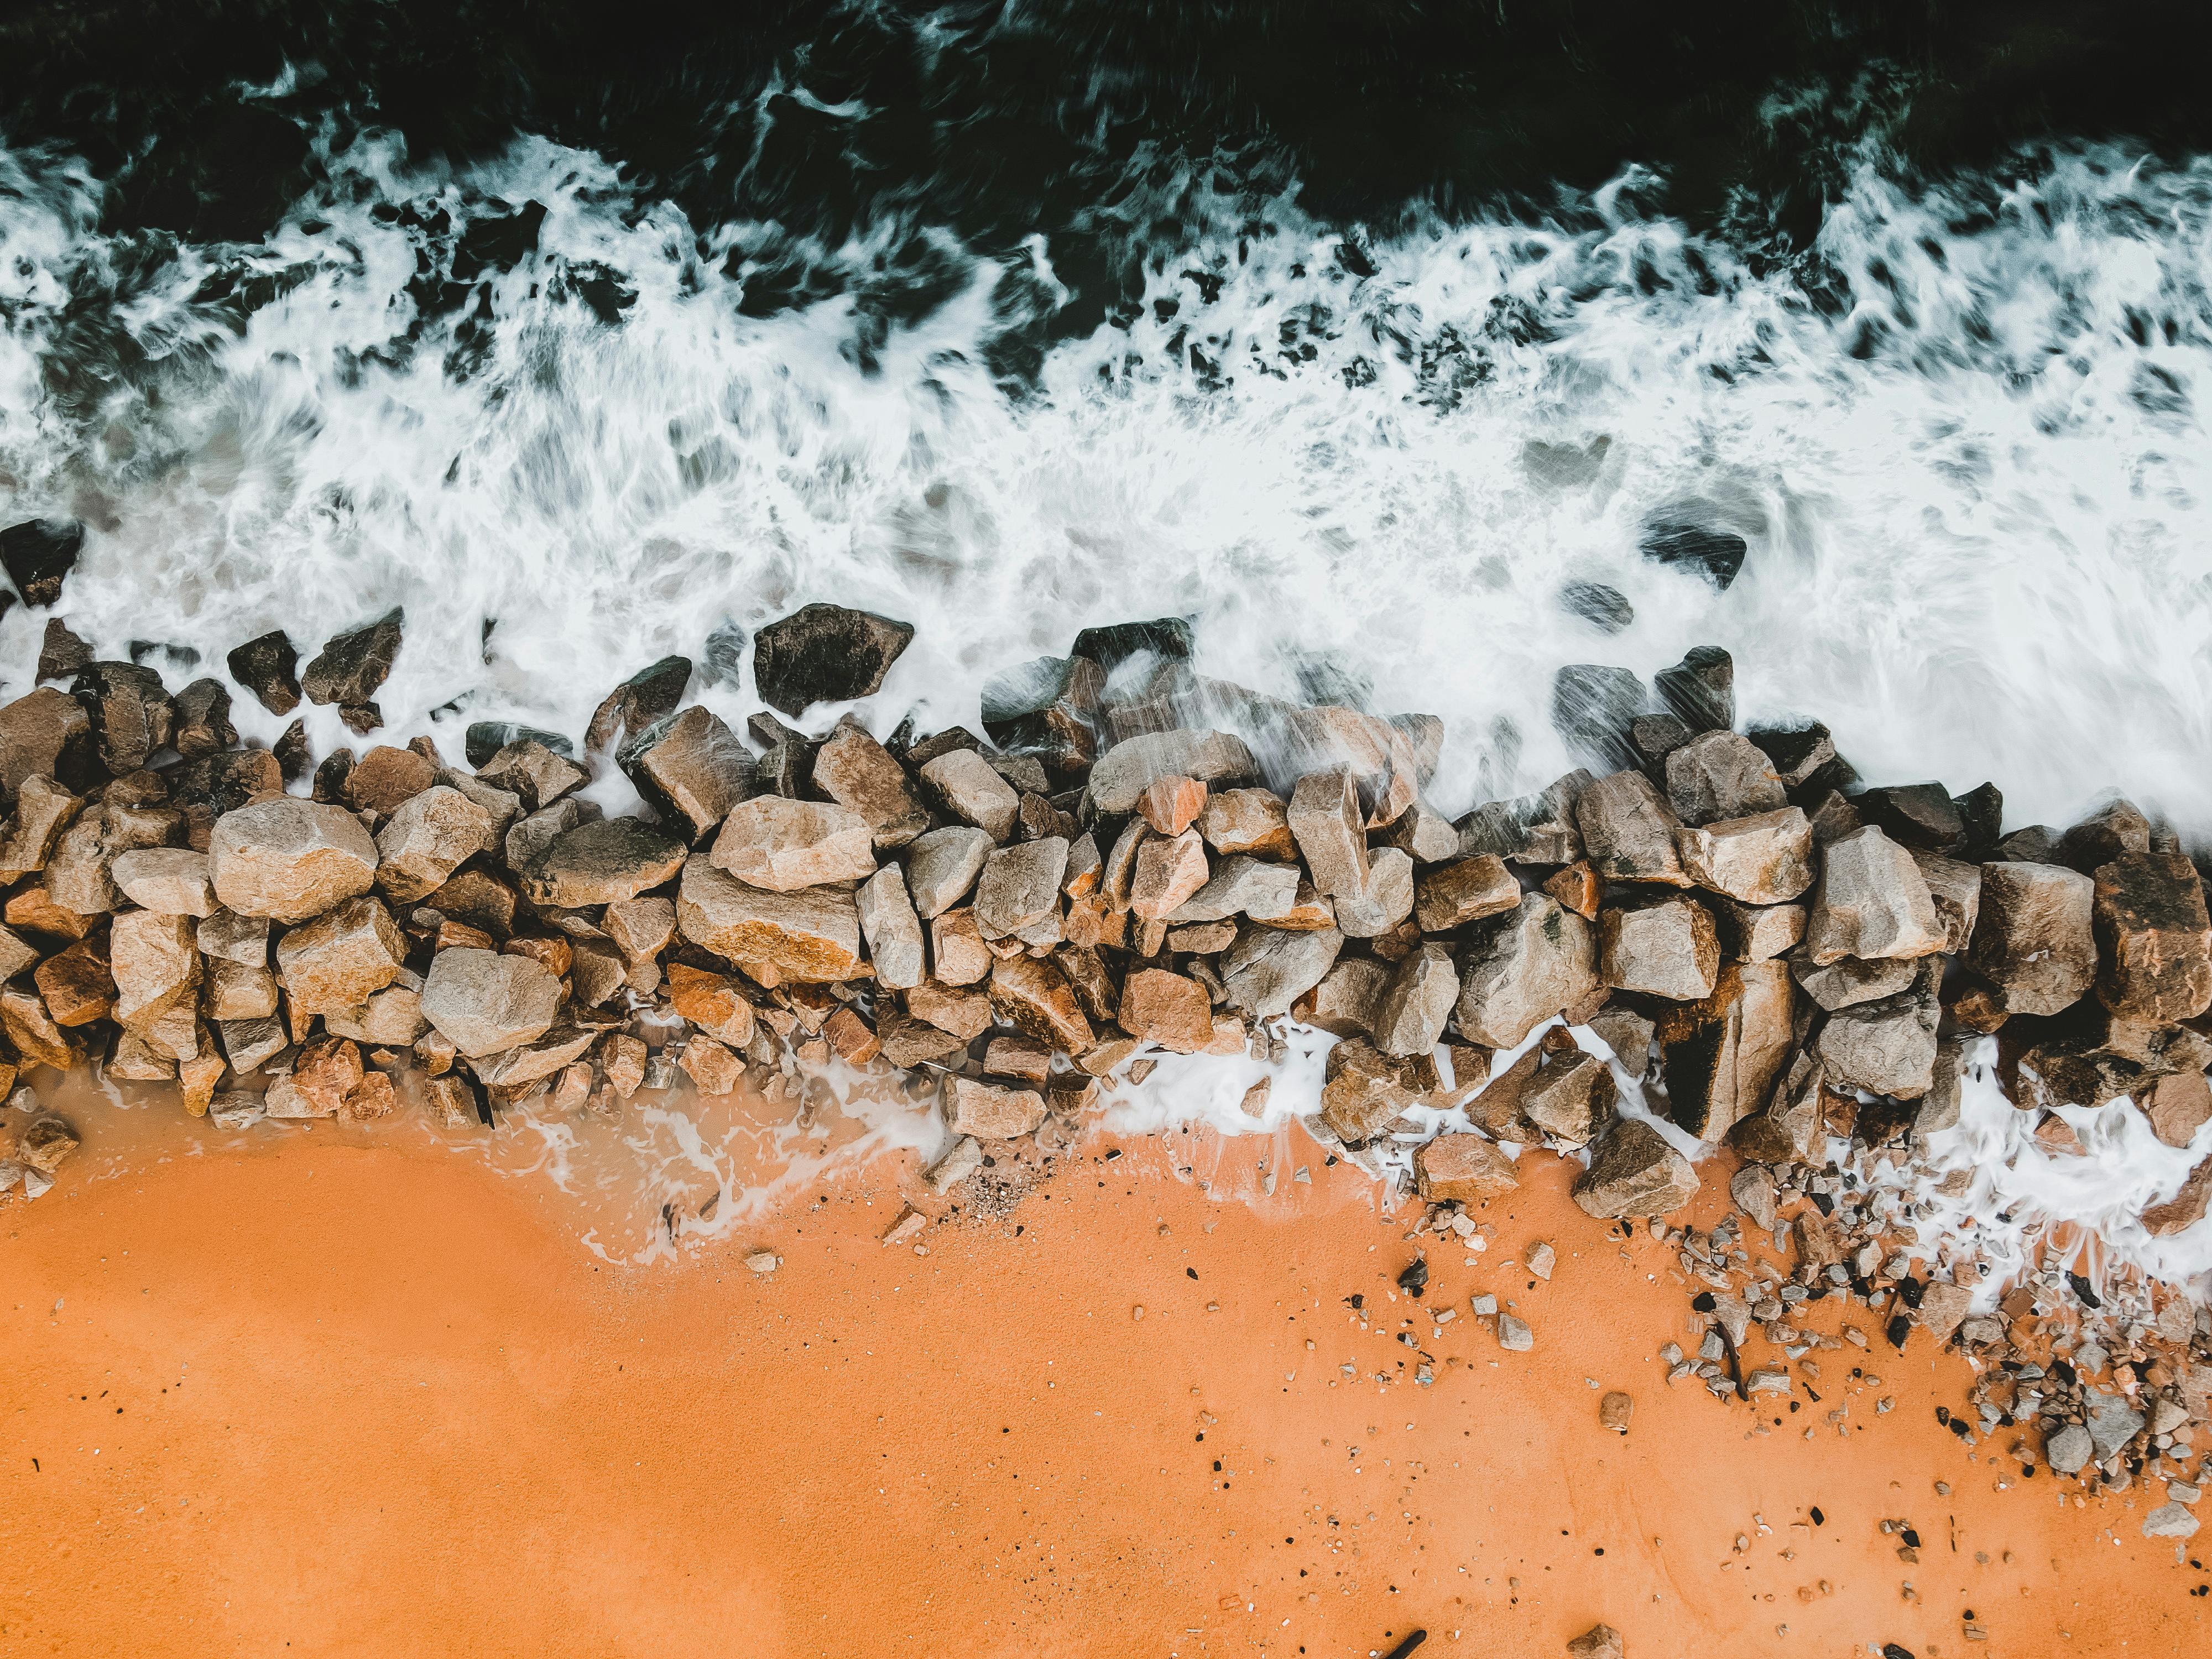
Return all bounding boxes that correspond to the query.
[3,1114,2206,1657]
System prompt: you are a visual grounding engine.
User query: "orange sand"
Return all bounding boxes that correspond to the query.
[3,1126,2206,1657]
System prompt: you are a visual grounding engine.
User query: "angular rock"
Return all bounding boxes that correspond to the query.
[1600,899,1719,1001]
[856,864,926,991]
[1414,1133,1519,1202]
[1664,730,1786,827]
[1333,847,1415,940]
[0,687,93,794]
[1086,729,1258,815]
[1220,924,1344,1019]
[1129,830,1208,922]
[1521,1050,1616,1147]
[1858,782,1965,852]
[1372,943,1458,1058]
[1118,968,1215,1054]
[1815,984,1940,1099]
[2133,1068,2212,1150]
[1545,860,1601,920]
[170,677,236,760]
[753,603,915,717]
[1319,1038,1425,1144]
[2143,1155,2212,1238]
[1576,770,1689,885]
[1,517,82,607]
[210,798,379,923]
[1413,854,1521,933]
[1806,826,1944,965]
[374,786,494,904]
[1712,898,1806,963]
[36,619,93,684]
[1572,1120,1700,1218]
[1792,953,1917,1011]
[677,862,864,985]
[1379,797,1462,864]
[585,654,691,754]
[301,608,404,708]
[974,837,1070,942]
[2,983,81,1071]
[989,954,1093,1054]
[1454,895,1600,1050]
[342,745,436,817]
[1966,861,2098,1016]
[477,739,588,813]
[69,661,172,775]
[1912,851,1983,953]
[111,847,216,916]
[904,826,994,919]
[667,963,758,1048]
[619,705,755,842]
[473,1022,599,1091]
[1551,664,1645,771]
[109,909,201,1029]
[709,796,875,891]
[35,940,114,1027]
[1657,961,1796,1141]
[2061,799,2151,874]
[930,907,993,987]
[1676,806,1813,905]
[1198,786,1296,859]
[1301,957,1391,1037]
[1588,1005,1656,1074]
[276,895,408,1017]
[980,654,1103,774]
[2093,851,2212,1024]
[226,629,302,714]
[1170,854,1299,925]
[942,1075,1046,1140]
[419,947,562,1057]
[1566,1625,1625,1659]
[1287,766,1366,900]
[519,817,687,907]
[811,719,928,848]
[1459,771,1592,867]
[0,775,83,881]
[203,957,281,1022]
[920,748,1021,842]
[1654,644,1733,732]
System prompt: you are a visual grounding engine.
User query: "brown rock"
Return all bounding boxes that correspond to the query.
[325,980,425,1044]
[35,940,115,1027]
[109,847,216,916]
[1966,860,2098,1016]
[210,798,379,923]
[1454,895,1601,1050]
[1598,1392,1634,1434]
[942,1075,1046,1140]
[920,748,1021,842]
[1117,968,1215,1053]
[1565,1624,1625,1659]
[1287,766,1367,900]
[1543,860,1601,920]
[709,796,875,892]
[2094,851,2212,1023]
[1665,729,1786,826]
[930,907,993,987]
[373,786,493,904]
[418,946,562,1057]
[677,860,864,985]
[1300,957,1390,1036]
[1165,919,1237,953]
[877,1007,969,1068]
[2133,1068,2212,1150]
[1334,847,1415,940]
[1815,982,1940,1099]
[1413,1132,1519,1202]
[974,837,1070,942]
[1199,787,1296,859]
[1415,854,1521,933]
[2143,1155,2212,1238]
[667,962,758,1047]
[619,705,755,841]
[1675,806,1813,904]
[343,745,437,816]
[855,863,926,991]
[1712,898,1805,963]
[1656,961,1796,1141]
[1137,775,1208,837]
[291,1035,366,1116]
[1170,854,1299,925]
[1320,1037,1425,1144]
[1129,830,1209,921]
[0,687,91,796]
[1572,1119,1699,1218]
[1575,770,1689,885]
[1371,942,1457,1058]
[603,896,675,963]
[2,983,80,1071]
[1806,826,1945,966]
[476,739,587,813]
[825,1005,881,1064]
[1600,899,1719,1001]
[276,895,408,1016]
[0,775,83,881]
[1219,923,1343,1018]
[811,719,928,848]
[1912,851,1983,953]
[109,909,201,1029]
[989,954,1094,1053]
[674,1035,743,1095]
[5,883,95,943]
[519,816,687,907]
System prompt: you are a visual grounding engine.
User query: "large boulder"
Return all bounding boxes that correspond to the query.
[72,661,174,774]
[676,860,864,984]
[1371,942,1458,1058]
[1219,924,1343,1018]
[1664,731,1786,826]
[1966,860,2097,1017]
[1600,899,1719,1001]
[1287,766,1368,899]
[1676,807,1814,904]
[618,705,755,841]
[109,909,201,1029]
[753,602,915,716]
[275,895,409,1016]
[208,799,379,923]
[375,786,494,903]
[904,826,993,918]
[1575,770,1689,886]
[1815,981,1940,1099]
[519,817,687,907]
[1454,894,1600,1050]
[709,796,876,891]
[110,847,216,917]
[1571,1120,1700,1218]
[2093,851,2212,1024]
[226,630,301,714]
[0,687,93,794]
[974,837,1070,942]
[585,655,692,754]
[1118,967,1215,1053]
[919,749,1021,842]
[419,947,561,1057]
[1412,854,1521,932]
[1805,826,1944,965]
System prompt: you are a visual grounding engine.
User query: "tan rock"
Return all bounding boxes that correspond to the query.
[1600,899,1720,1001]
[678,1036,745,1096]
[855,863,926,990]
[34,940,114,1027]
[470,1022,599,1090]
[1912,851,1983,954]
[676,860,864,985]
[1334,847,1415,940]
[1966,860,2098,1016]
[2093,851,2212,1024]
[989,954,1094,1053]
[109,847,217,916]
[1576,769,1689,885]
[2143,1154,2212,1238]
[324,982,426,1045]
[48,802,176,917]
[1413,853,1519,932]
[1807,826,1944,966]
[0,775,83,881]
[1371,942,1458,1058]
[178,1049,224,1115]
[618,705,753,841]
[2134,1068,2212,1150]
[1414,1133,1518,1202]
[920,749,1020,842]
[811,720,928,848]
[420,1072,482,1128]
[4,883,95,943]
[1287,766,1367,899]
[908,980,995,1041]
[290,1035,366,1115]
[477,739,588,812]
[1657,961,1796,1141]
[109,909,202,1029]
[1086,729,1256,816]
[825,1005,881,1064]
[1454,895,1600,1050]
[210,798,379,923]
[1572,1120,1699,1218]
[1129,830,1209,921]
[0,688,90,795]
[602,1034,648,1099]
[1319,1037,1425,1143]
[1675,806,1813,904]
[1117,968,1215,1053]
[374,785,495,902]
[418,946,561,1057]
[1300,957,1390,1037]
[930,906,993,986]
[709,796,876,891]
[341,1070,399,1121]
[904,826,994,919]
[342,745,437,816]
[1137,775,1208,836]
[1199,787,1295,859]
[942,1074,1046,1140]
[668,962,758,1047]
[276,895,408,1016]
[1220,923,1343,1018]
[0,923,40,983]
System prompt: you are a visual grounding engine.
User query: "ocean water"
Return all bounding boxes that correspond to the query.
[3,3,2210,1285]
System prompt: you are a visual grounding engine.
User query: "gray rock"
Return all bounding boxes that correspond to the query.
[1601,899,1719,1001]
[856,864,926,990]
[585,655,692,755]
[1586,1005,1655,1074]
[419,947,562,1057]
[1792,953,1919,1011]
[504,796,599,871]
[1372,943,1458,1058]
[1086,729,1258,815]
[1456,770,1592,866]
[974,836,1069,942]
[477,739,589,813]
[1665,730,1786,826]
[1454,894,1601,1050]
[1286,766,1368,899]
[472,1022,601,1089]
[209,798,380,924]
[1911,851,1983,953]
[1730,1165,1778,1232]
[1815,984,1939,1099]
[1334,847,1415,939]
[709,796,877,891]
[920,748,1021,842]
[1965,860,2097,1016]
[618,705,755,841]
[1521,1050,1616,1147]
[1219,923,1343,1018]
[2087,1390,2147,1460]
[1168,854,1299,925]
[1805,826,1945,965]
[1575,770,1689,886]
[2045,1422,2094,1474]
[519,817,688,906]
[1916,1035,1965,1135]
[1654,644,1733,732]
[2143,1503,2200,1540]
[1302,957,1391,1036]
[1380,798,1464,864]
[1551,664,1645,770]
[904,826,994,919]
[1572,1120,1700,1218]
[1676,806,1814,904]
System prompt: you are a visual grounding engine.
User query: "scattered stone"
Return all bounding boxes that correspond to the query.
[2133,1068,2212,1149]
[677,1035,745,1095]
[1598,1391,1634,1433]
[929,907,993,987]
[208,797,379,924]
[2143,1503,2200,1540]
[1601,899,1719,1001]
[1965,860,2097,1015]
[752,602,915,716]
[1498,1314,1535,1352]
[1521,1050,1616,1146]
[1804,826,1944,964]
[1558,581,1634,634]
[171,678,236,759]
[1572,1120,1699,1218]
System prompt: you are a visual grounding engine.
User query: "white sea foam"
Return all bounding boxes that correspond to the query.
[4,129,2210,1280]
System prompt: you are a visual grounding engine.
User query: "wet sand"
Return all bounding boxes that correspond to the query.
[3,1126,2205,1657]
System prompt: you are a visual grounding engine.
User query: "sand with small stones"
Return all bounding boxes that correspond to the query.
[2,1121,2205,1657]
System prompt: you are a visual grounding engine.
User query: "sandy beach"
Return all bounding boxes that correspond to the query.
[5,1121,2203,1657]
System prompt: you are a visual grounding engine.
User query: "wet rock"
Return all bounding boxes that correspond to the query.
[215,1015,287,1075]
[0,776,82,882]
[753,602,915,716]
[1792,953,1918,1011]
[1916,1035,1966,1134]
[1572,1119,1699,1218]
[981,655,1103,775]
[36,619,93,684]
[1118,967,1215,1053]
[473,1021,601,1091]
[1334,847,1415,940]
[1588,1005,1655,1074]
[585,654,691,754]
[1676,807,1813,904]
[1628,713,1693,773]
[1655,644,1733,732]
[374,786,494,903]
[667,963,759,1048]
[811,719,928,848]
[920,748,1021,842]
[1170,854,1299,925]
[1372,943,1457,1058]
[1664,731,1785,827]
[477,739,588,813]
[618,706,755,842]
[1379,797,1462,865]
[1,517,82,607]
[1575,770,1689,886]
[47,802,170,917]
[1657,961,1795,1141]
[975,836,1070,941]
[1136,775,1207,837]
[942,1075,1046,1140]
[209,798,379,923]
[709,796,876,891]
[1558,580,1634,634]
[165,747,284,820]
[1287,766,1367,900]
[464,722,573,770]
[1300,957,1390,1036]
[1551,664,1644,770]
[1522,1049,1616,1146]
[171,679,236,759]
[1601,898,1719,1000]
[3,982,81,1071]
[904,826,994,919]
[1641,521,1746,588]
[1543,860,1601,921]
[1413,854,1521,933]
[0,688,93,795]
[276,894,408,1016]
[2133,1067,2212,1149]
[1129,830,1209,922]
[1272,705,1421,828]
[1220,924,1343,1018]
[1815,982,1940,1099]
[1199,786,1296,859]
[1966,861,2097,1016]
[301,608,404,709]
[1806,826,1944,965]
[1413,1132,1519,1202]
[1856,782,1965,852]
[1457,771,1592,867]
[989,954,1094,1053]
[2143,1155,2212,1238]
[111,847,215,916]
[419,946,561,1057]
[519,817,687,907]
[1070,616,1193,672]
[1319,1037,1425,1143]
[1911,851,1983,953]
[677,862,864,985]
[2093,851,2212,1023]
[855,864,925,990]
[1455,894,1600,1050]
[340,745,435,817]
[2060,799,2152,874]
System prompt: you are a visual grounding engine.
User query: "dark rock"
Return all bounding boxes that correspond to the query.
[700,618,747,688]
[585,655,692,754]
[312,748,356,804]
[1457,770,1592,865]
[1655,645,1733,732]
[2093,851,2212,1024]
[1629,713,1692,771]
[1656,960,1794,1141]
[1967,861,2097,1018]
[1746,721,1854,802]
[129,640,200,673]
[164,748,283,818]
[477,739,588,813]
[463,721,573,769]
[338,702,383,737]
[1068,617,1193,673]
[1639,521,1747,589]
[1855,783,1964,852]
[1953,782,2004,854]
[888,723,984,771]
[226,630,301,714]
[1,518,84,607]
[36,620,93,684]
[518,817,689,907]
[1551,664,1645,771]
[2060,799,2151,874]
[273,720,311,782]
[752,602,914,716]
[981,655,1103,775]
[71,662,173,775]
[1558,581,1634,634]
[748,711,816,799]
[1995,824,2065,864]
[302,608,404,708]
[619,705,756,842]
[171,679,237,759]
